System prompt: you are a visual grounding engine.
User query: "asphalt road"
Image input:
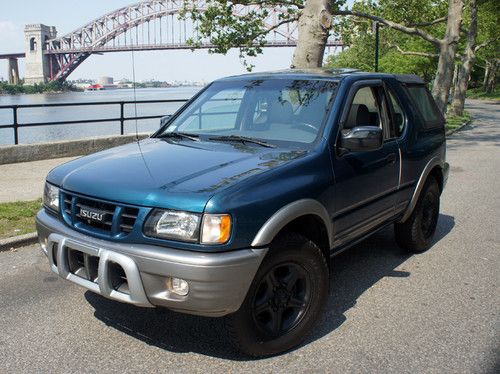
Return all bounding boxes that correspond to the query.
[0,100,498,373]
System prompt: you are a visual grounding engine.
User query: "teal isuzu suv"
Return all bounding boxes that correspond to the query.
[37,69,448,356]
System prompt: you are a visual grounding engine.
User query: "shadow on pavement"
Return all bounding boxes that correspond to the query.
[85,214,455,360]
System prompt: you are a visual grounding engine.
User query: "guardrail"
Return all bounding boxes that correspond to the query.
[0,99,189,145]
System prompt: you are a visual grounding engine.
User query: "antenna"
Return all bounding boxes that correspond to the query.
[129,40,155,182]
[131,48,139,142]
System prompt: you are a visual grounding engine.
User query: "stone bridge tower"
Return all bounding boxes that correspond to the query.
[24,24,57,85]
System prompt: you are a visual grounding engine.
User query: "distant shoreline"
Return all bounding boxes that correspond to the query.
[0,83,204,96]
[0,81,81,96]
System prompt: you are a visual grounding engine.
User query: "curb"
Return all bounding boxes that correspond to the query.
[0,133,149,165]
[0,232,38,252]
[446,119,472,136]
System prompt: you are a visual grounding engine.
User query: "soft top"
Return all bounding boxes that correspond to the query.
[216,68,426,84]
[394,74,425,85]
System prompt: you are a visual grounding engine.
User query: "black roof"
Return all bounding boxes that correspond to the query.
[217,68,425,84]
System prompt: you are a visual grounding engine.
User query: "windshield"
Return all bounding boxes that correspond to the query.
[158,78,338,147]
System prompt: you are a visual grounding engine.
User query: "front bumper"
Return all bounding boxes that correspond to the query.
[36,209,267,317]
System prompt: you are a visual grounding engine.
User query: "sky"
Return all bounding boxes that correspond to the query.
[0,0,351,83]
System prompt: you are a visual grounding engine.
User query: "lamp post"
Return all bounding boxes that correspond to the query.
[374,21,380,72]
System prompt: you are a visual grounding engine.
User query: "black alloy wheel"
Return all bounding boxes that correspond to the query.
[395,175,440,252]
[251,262,311,338]
[225,232,329,357]
[420,191,439,240]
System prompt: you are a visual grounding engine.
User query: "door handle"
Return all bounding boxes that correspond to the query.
[387,153,396,164]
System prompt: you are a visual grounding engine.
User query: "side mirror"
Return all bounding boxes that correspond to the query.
[160,115,172,127]
[339,126,383,153]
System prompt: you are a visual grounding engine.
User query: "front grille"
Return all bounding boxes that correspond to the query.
[62,192,139,237]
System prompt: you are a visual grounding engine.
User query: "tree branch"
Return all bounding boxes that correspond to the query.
[407,16,448,27]
[232,0,304,8]
[474,37,499,53]
[333,9,443,47]
[255,14,300,37]
[387,42,439,58]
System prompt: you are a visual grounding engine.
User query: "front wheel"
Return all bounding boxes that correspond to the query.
[225,233,329,357]
[395,176,440,253]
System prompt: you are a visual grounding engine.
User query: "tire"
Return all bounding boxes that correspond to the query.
[225,232,329,357]
[395,176,440,253]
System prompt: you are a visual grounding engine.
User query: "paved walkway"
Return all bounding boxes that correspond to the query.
[0,157,76,203]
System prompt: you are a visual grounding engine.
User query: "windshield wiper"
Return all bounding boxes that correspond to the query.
[157,132,199,141]
[208,135,276,148]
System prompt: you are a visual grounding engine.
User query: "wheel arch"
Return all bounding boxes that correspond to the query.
[251,199,333,260]
[400,157,445,223]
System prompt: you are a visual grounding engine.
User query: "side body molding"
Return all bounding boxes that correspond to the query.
[399,156,443,223]
[251,199,333,248]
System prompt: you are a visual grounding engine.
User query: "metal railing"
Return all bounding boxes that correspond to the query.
[0,99,189,145]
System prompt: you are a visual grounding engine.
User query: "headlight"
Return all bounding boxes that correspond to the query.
[144,210,232,244]
[43,182,59,212]
[144,209,201,242]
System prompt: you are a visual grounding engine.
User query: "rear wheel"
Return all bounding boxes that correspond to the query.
[395,176,440,252]
[225,232,328,357]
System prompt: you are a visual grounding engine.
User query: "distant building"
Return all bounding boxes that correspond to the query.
[99,76,114,85]
[88,76,118,90]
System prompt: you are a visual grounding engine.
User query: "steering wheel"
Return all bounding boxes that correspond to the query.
[294,122,318,134]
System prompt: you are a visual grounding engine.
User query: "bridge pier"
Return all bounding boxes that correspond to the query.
[8,58,20,85]
[24,24,57,85]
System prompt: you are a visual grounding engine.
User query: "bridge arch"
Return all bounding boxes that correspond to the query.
[45,0,343,81]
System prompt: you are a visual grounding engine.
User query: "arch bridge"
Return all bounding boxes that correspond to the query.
[6,0,344,83]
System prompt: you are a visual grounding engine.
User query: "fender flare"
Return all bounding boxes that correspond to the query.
[399,156,444,223]
[251,199,333,248]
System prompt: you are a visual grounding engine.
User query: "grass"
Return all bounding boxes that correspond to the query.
[446,110,471,132]
[0,199,42,239]
[466,87,500,101]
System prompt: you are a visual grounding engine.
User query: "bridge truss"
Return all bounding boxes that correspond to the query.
[45,0,344,81]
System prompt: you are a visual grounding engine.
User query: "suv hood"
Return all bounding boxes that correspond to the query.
[48,138,307,212]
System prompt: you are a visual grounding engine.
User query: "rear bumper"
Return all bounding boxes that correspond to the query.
[36,209,267,317]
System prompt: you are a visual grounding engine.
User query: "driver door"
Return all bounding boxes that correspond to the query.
[332,80,400,247]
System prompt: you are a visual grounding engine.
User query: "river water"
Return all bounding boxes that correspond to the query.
[0,87,201,145]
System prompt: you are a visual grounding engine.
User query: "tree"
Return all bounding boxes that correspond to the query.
[475,0,500,94]
[183,0,464,113]
[334,0,465,114]
[327,1,442,82]
[449,0,498,116]
[181,0,343,69]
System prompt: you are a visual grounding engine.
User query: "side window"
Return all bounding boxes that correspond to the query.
[344,86,382,131]
[344,85,395,140]
[387,89,406,136]
[406,85,444,129]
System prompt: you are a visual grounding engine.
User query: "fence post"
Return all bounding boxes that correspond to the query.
[120,101,124,135]
[13,105,19,145]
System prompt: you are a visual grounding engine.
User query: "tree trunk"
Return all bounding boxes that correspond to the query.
[449,0,478,117]
[431,0,464,114]
[484,59,498,94]
[483,61,491,90]
[450,62,460,99]
[291,0,331,68]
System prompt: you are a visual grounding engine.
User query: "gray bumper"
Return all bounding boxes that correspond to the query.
[36,210,267,317]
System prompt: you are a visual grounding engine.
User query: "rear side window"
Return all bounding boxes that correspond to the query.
[387,89,405,137]
[406,85,444,129]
